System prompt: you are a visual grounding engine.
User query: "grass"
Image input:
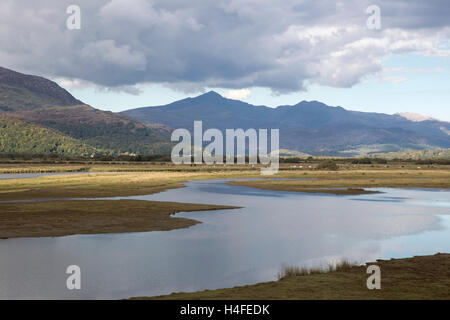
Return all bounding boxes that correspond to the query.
[133,253,450,300]
[0,161,448,173]
[0,170,259,200]
[228,168,450,194]
[0,166,91,174]
[0,164,449,200]
[277,260,357,280]
[0,200,239,239]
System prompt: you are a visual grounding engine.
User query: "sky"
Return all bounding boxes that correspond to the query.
[1,0,449,121]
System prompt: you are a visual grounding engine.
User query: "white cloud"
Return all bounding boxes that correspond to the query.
[1,0,450,93]
[224,88,251,100]
[54,77,143,95]
[53,77,92,91]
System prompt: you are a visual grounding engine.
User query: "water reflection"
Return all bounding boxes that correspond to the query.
[0,180,449,299]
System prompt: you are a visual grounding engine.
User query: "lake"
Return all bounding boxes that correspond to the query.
[0,179,449,299]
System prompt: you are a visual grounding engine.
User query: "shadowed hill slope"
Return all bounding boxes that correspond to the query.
[0,66,172,155]
[0,67,82,111]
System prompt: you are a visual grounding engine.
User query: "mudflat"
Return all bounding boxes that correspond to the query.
[0,200,239,239]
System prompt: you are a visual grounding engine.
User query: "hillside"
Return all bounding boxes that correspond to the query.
[8,105,172,155]
[0,116,100,156]
[369,148,450,160]
[123,91,450,156]
[0,66,172,155]
[0,67,82,111]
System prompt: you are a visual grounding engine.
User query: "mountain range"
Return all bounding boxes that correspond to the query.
[0,66,449,157]
[123,91,450,156]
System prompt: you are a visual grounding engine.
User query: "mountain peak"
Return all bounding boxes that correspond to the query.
[197,91,223,99]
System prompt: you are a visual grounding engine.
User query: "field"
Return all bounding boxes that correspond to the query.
[0,162,449,201]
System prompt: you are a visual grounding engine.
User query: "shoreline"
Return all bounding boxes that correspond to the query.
[1,165,449,299]
[1,166,449,238]
[131,253,450,300]
[0,200,240,239]
[1,167,449,201]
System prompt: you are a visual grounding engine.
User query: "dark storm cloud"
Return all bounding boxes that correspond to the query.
[0,0,449,93]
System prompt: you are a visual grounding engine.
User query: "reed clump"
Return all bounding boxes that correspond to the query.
[277,259,358,280]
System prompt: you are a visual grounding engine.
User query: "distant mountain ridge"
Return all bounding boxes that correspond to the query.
[122,91,450,156]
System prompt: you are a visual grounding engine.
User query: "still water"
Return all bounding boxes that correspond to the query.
[0,179,449,299]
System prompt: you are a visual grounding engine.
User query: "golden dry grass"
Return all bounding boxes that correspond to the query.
[1,165,449,200]
[0,171,254,200]
[229,169,450,193]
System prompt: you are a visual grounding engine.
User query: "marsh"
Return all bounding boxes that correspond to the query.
[0,178,449,299]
